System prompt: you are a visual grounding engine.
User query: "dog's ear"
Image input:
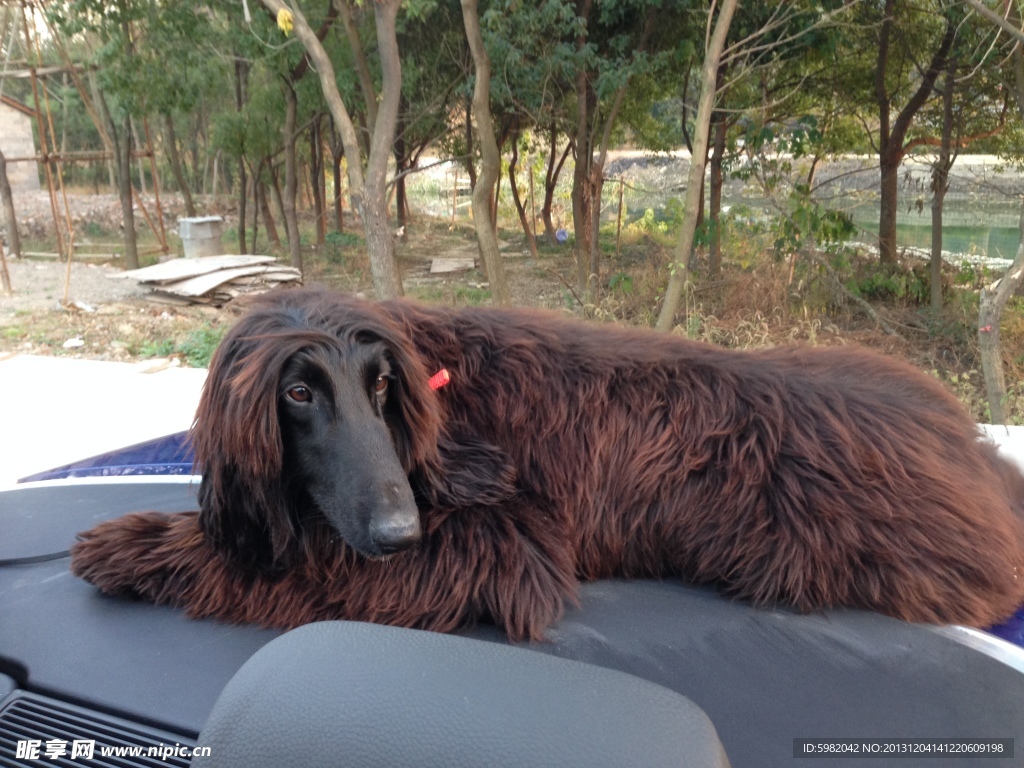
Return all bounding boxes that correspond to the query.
[335,302,515,508]
[190,312,322,572]
[413,427,518,509]
[334,303,444,475]
[382,341,442,474]
[195,468,293,573]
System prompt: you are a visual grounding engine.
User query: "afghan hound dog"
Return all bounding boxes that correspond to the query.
[71,287,1024,641]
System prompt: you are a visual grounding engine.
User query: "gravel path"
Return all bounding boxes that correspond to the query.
[1,257,146,322]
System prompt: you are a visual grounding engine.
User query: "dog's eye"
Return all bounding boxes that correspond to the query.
[286,385,312,403]
[374,375,389,396]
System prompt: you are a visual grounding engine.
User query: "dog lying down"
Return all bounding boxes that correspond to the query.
[71,287,1024,641]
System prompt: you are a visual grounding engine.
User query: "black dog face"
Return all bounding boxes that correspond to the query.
[277,341,422,559]
[192,290,519,574]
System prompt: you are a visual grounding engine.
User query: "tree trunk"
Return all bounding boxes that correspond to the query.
[118,114,140,270]
[269,165,288,243]
[571,0,594,296]
[234,59,248,255]
[585,42,640,300]
[930,52,956,314]
[491,156,501,234]
[460,0,510,304]
[259,177,281,246]
[87,72,117,191]
[360,0,404,297]
[394,127,410,232]
[190,116,202,194]
[283,81,302,270]
[0,149,21,260]
[164,114,196,217]
[542,124,569,245]
[877,148,903,265]
[130,117,147,196]
[239,162,251,255]
[249,170,260,251]
[94,87,134,264]
[875,1,954,265]
[509,130,538,258]
[0,239,10,293]
[310,115,326,247]
[259,0,392,288]
[332,139,344,232]
[979,207,1024,425]
[655,0,737,331]
[338,0,378,140]
[977,4,1024,425]
[708,111,727,278]
[464,95,477,189]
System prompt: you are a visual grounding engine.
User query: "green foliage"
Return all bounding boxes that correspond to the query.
[406,281,491,307]
[177,327,225,368]
[453,285,492,305]
[624,208,670,235]
[608,272,633,294]
[47,0,225,118]
[325,231,364,247]
[82,221,107,238]
[139,326,225,368]
[730,116,854,257]
[846,264,929,305]
[620,197,685,241]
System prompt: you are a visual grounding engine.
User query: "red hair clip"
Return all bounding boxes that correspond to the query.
[428,368,451,390]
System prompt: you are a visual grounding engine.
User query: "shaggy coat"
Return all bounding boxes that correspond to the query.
[71,288,1024,641]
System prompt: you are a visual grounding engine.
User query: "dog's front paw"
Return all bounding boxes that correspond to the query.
[71,511,206,603]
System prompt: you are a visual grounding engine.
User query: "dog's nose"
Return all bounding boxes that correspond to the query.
[370,514,422,554]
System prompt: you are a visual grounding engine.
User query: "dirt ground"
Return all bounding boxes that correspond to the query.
[0,256,224,363]
[0,212,572,364]
[0,184,1012,430]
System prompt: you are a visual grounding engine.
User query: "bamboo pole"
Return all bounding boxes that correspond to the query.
[450,167,458,227]
[615,178,624,259]
[142,117,169,254]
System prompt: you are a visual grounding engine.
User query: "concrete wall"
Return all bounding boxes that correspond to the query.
[0,104,40,193]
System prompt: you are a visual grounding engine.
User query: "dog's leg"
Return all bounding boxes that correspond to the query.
[325,507,578,642]
[71,512,213,605]
[71,508,578,641]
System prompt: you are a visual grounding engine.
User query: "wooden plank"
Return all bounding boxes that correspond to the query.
[145,292,196,306]
[22,251,114,262]
[159,265,301,297]
[112,255,276,282]
[430,257,476,274]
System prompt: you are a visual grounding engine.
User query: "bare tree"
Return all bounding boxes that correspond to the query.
[974,0,1024,424]
[655,0,738,332]
[459,0,510,304]
[929,50,956,314]
[261,0,403,298]
[283,80,301,269]
[874,0,954,265]
[0,148,21,262]
[979,211,1024,425]
[163,115,196,217]
[0,149,13,293]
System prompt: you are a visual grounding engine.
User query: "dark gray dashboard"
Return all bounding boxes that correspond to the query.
[2,479,1023,767]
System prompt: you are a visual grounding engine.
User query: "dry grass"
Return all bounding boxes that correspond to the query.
[6,205,1024,424]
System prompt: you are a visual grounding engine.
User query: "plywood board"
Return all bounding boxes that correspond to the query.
[159,265,301,297]
[112,255,276,282]
[430,258,475,274]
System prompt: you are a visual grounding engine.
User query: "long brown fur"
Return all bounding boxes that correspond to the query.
[71,287,1024,641]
